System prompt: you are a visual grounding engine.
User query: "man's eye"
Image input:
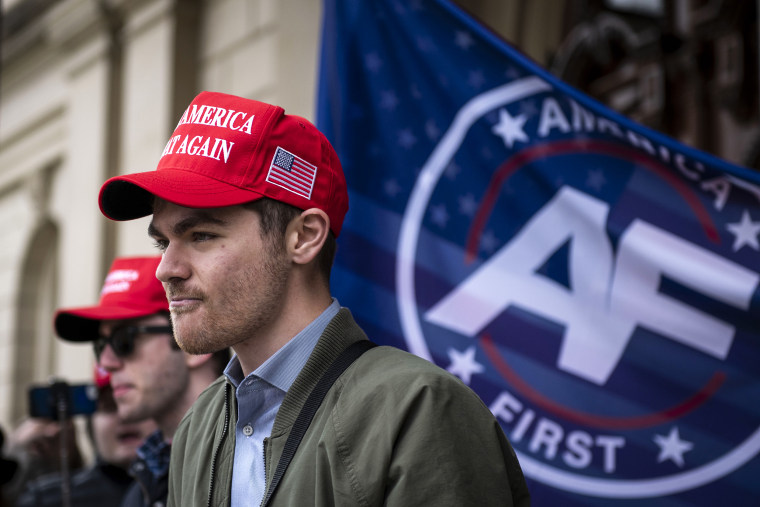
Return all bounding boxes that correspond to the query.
[193,232,216,242]
[153,239,169,252]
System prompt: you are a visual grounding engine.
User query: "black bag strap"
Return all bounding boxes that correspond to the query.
[262,340,377,506]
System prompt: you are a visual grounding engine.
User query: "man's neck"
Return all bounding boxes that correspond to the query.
[234,295,333,376]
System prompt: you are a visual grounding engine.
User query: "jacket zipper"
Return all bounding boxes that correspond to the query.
[207,382,231,507]
[259,438,269,507]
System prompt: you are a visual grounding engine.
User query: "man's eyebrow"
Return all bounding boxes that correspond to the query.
[147,221,163,238]
[148,212,228,238]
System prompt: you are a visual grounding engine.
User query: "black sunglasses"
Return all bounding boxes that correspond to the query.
[93,325,173,360]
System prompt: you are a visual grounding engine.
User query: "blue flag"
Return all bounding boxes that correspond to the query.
[317,1,760,504]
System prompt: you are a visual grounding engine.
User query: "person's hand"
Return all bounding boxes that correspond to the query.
[7,418,83,471]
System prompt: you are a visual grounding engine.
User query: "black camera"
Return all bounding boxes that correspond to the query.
[28,381,98,420]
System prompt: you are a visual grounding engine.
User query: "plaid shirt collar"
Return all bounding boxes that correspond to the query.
[136,429,171,477]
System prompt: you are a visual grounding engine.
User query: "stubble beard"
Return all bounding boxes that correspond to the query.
[169,245,291,355]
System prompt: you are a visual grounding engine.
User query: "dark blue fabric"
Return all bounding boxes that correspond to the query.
[120,431,170,507]
[136,430,170,479]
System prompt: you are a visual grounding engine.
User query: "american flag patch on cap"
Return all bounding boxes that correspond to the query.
[266,146,317,199]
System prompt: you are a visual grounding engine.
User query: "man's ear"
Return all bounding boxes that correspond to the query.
[288,208,330,265]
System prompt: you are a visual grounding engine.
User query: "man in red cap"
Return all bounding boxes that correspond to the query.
[55,256,230,507]
[98,92,530,507]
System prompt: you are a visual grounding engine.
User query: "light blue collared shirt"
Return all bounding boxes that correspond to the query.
[225,299,340,507]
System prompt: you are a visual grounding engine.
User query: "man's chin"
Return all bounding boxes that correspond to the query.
[172,319,201,348]
[173,327,217,355]
[175,336,213,355]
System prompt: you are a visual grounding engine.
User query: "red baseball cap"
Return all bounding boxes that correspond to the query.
[98,91,349,236]
[55,256,168,342]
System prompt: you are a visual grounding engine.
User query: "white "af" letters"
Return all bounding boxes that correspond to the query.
[425,186,759,384]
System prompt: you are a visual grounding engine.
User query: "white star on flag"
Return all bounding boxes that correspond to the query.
[398,129,417,149]
[379,91,399,110]
[364,53,382,73]
[586,168,606,191]
[429,204,449,228]
[468,70,486,89]
[445,162,461,180]
[384,178,402,198]
[726,210,760,251]
[446,346,485,385]
[653,427,693,467]
[417,36,435,53]
[481,229,499,253]
[425,119,440,141]
[492,108,529,149]
[455,30,475,50]
[458,193,478,216]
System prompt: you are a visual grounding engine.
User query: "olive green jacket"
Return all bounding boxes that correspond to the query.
[168,309,530,507]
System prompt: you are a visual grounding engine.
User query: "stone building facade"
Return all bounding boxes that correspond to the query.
[0,0,323,430]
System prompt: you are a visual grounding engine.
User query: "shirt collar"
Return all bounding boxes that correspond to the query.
[135,429,171,477]
[224,299,340,392]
